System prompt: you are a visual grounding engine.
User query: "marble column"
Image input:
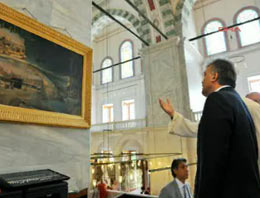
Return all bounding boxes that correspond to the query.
[141,37,192,127]
[142,37,197,192]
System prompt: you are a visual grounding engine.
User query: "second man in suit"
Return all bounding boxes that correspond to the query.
[159,158,192,198]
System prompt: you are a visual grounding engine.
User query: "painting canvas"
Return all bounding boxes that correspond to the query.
[0,3,92,128]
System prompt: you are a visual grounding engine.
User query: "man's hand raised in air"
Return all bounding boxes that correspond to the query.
[159,98,175,119]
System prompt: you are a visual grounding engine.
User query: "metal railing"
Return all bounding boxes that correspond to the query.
[91,111,203,133]
[90,119,146,133]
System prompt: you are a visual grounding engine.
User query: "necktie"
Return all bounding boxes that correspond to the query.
[183,185,190,198]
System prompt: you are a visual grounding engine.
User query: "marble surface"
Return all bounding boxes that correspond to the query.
[0,0,91,46]
[0,122,90,192]
[141,37,192,127]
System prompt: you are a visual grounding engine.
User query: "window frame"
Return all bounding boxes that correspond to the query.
[102,103,114,123]
[100,56,113,85]
[201,18,229,56]
[119,39,135,79]
[247,74,260,93]
[121,99,135,121]
[233,6,260,48]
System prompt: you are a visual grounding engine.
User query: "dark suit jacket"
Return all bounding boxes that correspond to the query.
[195,87,260,198]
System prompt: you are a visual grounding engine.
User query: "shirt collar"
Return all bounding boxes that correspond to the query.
[214,85,231,92]
[175,178,185,189]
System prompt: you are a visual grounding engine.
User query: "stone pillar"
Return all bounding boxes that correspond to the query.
[141,37,192,127]
[141,38,197,192]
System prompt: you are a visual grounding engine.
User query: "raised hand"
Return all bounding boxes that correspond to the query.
[159,98,175,118]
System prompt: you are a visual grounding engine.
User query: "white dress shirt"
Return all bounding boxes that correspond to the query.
[175,178,190,198]
[214,85,231,92]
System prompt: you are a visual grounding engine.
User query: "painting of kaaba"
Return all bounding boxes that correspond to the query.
[0,3,92,128]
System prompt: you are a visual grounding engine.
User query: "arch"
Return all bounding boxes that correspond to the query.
[119,39,135,79]
[159,0,178,37]
[174,0,197,35]
[201,18,229,56]
[175,0,197,21]
[113,136,144,154]
[92,8,149,42]
[132,0,152,44]
[233,6,260,47]
[96,141,112,153]
[100,56,113,84]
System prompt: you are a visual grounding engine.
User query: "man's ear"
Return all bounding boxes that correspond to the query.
[211,72,219,82]
[173,168,177,175]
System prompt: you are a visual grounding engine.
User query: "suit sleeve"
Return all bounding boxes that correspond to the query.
[197,92,233,197]
[168,112,198,138]
[159,187,170,198]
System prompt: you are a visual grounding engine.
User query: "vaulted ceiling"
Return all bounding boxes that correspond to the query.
[91,0,208,43]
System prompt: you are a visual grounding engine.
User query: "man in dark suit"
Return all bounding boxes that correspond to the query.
[159,158,192,198]
[195,59,260,198]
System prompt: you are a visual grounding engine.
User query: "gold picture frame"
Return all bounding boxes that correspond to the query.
[0,3,92,128]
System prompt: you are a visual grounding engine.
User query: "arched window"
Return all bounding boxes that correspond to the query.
[101,57,113,84]
[203,19,228,56]
[120,41,134,79]
[235,8,260,47]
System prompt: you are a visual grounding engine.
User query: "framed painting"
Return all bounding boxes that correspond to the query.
[0,3,92,128]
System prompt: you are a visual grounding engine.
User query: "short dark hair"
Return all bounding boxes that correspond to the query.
[171,158,187,177]
[209,59,237,88]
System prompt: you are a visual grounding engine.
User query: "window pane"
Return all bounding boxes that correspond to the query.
[248,75,260,92]
[120,41,134,78]
[102,104,113,123]
[237,9,260,46]
[130,103,135,119]
[204,21,227,55]
[122,99,135,120]
[102,58,112,84]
